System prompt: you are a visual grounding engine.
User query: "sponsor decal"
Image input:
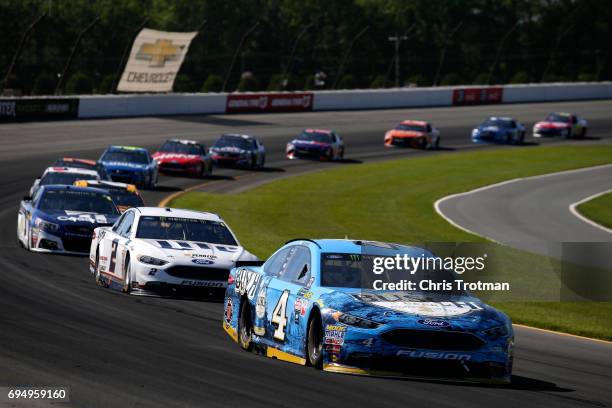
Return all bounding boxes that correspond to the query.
[191,258,214,265]
[293,298,308,322]
[117,28,198,92]
[225,297,233,323]
[254,326,265,336]
[452,87,503,106]
[324,324,347,346]
[58,213,108,224]
[396,350,471,361]
[255,288,267,319]
[418,319,450,328]
[190,253,217,259]
[234,268,262,299]
[226,93,314,113]
[180,280,224,287]
[360,338,374,347]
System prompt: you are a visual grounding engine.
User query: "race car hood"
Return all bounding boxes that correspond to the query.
[152,153,200,164]
[386,130,425,138]
[40,210,118,227]
[535,121,569,129]
[320,290,504,330]
[290,140,331,150]
[138,239,255,269]
[100,161,149,171]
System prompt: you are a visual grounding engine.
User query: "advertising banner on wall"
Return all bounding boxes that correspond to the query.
[226,93,314,113]
[452,87,504,105]
[117,28,197,93]
[0,98,79,121]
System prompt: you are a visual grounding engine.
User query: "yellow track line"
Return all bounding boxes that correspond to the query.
[514,324,611,344]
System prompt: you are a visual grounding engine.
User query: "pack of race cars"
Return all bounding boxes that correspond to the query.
[15,111,586,384]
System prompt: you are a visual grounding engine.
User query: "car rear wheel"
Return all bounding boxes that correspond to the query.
[94,248,102,284]
[238,299,253,351]
[307,312,324,369]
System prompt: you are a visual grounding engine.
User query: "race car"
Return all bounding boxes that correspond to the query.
[384,120,440,149]
[224,239,514,383]
[532,112,587,138]
[89,207,258,297]
[52,157,110,180]
[471,116,525,144]
[286,129,344,161]
[152,139,213,177]
[209,134,265,169]
[29,166,100,197]
[98,145,158,189]
[17,185,120,254]
[73,180,144,213]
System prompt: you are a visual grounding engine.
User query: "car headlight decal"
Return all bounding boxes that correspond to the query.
[137,254,168,266]
[35,218,60,233]
[332,311,381,329]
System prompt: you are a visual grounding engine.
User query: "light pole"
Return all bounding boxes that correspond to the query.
[332,26,369,89]
[222,21,260,92]
[388,32,408,87]
[282,23,313,90]
[433,20,463,86]
[486,20,520,85]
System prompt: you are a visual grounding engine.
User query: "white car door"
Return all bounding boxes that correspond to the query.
[99,210,135,282]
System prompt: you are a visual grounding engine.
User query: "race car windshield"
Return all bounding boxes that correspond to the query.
[52,159,95,170]
[395,124,426,132]
[160,141,201,155]
[320,253,465,295]
[545,113,570,123]
[40,172,98,186]
[482,119,513,128]
[298,131,332,143]
[109,190,144,207]
[38,190,119,215]
[136,216,238,245]
[101,150,149,164]
[214,136,253,150]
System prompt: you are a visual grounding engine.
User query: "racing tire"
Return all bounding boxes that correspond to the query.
[122,255,131,294]
[94,248,102,285]
[581,128,587,138]
[259,154,265,169]
[306,312,324,369]
[238,299,253,351]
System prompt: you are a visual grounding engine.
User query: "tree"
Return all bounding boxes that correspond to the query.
[201,74,223,92]
[65,72,93,94]
[173,74,195,92]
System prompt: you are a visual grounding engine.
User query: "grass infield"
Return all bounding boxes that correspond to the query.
[576,191,612,230]
[171,144,612,340]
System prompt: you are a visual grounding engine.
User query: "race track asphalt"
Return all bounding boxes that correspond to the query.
[0,100,611,407]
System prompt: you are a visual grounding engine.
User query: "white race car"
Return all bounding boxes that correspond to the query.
[30,166,100,197]
[89,207,258,297]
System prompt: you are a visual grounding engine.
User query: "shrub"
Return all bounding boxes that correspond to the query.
[267,74,285,91]
[65,72,93,94]
[509,71,530,84]
[370,75,388,89]
[33,73,55,95]
[201,74,223,92]
[237,72,259,92]
[173,74,195,92]
[337,74,356,89]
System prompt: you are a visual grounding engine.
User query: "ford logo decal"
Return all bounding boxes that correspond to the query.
[418,319,450,328]
[192,259,214,265]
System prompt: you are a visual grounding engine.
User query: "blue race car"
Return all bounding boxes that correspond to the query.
[98,146,158,189]
[17,185,120,255]
[471,117,525,144]
[224,239,514,383]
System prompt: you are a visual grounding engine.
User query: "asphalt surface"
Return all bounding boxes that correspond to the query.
[437,164,612,271]
[1,100,611,407]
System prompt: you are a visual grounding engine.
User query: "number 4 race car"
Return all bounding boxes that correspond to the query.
[89,207,258,297]
[224,239,514,383]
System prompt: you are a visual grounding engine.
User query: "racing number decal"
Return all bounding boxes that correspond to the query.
[272,290,290,341]
[109,238,119,273]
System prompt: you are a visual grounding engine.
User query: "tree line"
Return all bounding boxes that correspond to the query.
[0,0,610,95]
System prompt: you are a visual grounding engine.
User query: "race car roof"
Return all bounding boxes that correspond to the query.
[304,128,332,134]
[107,145,148,152]
[135,206,221,221]
[308,238,430,256]
[167,138,199,144]
[220,133,254,140]
[488,116,514,121]
[56,157,97,165]
[399,120,427,126]
[43,166,100,176]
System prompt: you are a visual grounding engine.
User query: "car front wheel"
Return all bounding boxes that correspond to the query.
[307,312,324,368]
[238,299,253,351]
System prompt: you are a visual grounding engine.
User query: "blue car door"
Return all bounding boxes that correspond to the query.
[263,245,313,354]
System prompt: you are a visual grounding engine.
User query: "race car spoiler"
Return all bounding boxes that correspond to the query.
[235,260,265,268]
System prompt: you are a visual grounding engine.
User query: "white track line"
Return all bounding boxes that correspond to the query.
[569,188,612,235]
[434,163,612,240]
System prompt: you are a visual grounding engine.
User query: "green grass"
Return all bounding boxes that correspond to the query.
[577,191,612,230]
[171,144,612,340]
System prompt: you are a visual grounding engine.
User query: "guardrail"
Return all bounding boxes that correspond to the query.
[1,82,611,121]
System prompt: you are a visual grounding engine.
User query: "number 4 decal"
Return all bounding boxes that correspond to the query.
[272,290,290,341]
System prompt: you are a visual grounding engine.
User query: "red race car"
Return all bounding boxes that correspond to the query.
[152,139,213,178]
